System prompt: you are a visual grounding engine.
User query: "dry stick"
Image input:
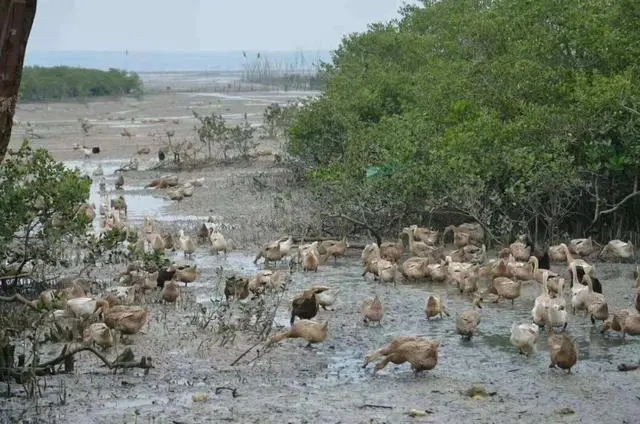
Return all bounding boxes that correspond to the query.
[229,339,264,366]
[0,294,39,310]
[34,345,153,372]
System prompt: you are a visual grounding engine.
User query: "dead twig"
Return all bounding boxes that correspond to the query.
[0,293,38,310]
[359,404,394,409]
[229,339,263,366]
[215,386,240,397]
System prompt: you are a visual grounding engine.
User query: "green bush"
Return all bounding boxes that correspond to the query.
[19,66,143,101]
[285,0,640,244]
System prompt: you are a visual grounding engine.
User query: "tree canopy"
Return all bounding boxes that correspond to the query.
[19,66,143,101]
[285,0,640,244]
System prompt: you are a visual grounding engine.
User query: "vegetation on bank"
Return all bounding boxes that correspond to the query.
[19,66,143,101]
[282,0,640,245]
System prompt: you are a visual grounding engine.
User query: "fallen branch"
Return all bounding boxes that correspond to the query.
[229,340,263,366]
[0,293,38,310]
[359,404,393,409]
[6,344,153,381]
[215,386,240,397]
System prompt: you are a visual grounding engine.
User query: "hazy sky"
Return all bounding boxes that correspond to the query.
[27,0,418,52]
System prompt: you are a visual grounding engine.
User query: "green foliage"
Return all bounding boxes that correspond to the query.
[0,141,91,273]
[194,110,227,159]
[285,0,640,242]
[193,111,258,161]
[227,113,258,159]
[19,66,143,101]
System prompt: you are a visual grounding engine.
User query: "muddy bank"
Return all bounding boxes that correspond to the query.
[2,246,639,423]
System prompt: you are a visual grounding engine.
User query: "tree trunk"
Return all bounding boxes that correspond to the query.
[0,0,38,162]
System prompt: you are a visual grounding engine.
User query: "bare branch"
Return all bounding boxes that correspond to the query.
[324,213,382,245]
[591,175,640,226]
[0,293,38,310]
[38,345,153,371]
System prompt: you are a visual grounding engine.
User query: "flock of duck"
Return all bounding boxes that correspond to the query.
[25,182,640,379]
[229,224,639,376]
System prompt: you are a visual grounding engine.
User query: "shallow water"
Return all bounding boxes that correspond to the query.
[3,244,640,423]
[10,160,640,423]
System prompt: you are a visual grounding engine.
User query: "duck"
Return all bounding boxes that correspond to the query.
[83,323,114,350]
[547,325,578,373]
[141,270,159,292]
[66,297,98,319]
[456,297,483,340]
[490,276,522,305]
[179,229,196,259]
[573,265,603,294]
[509,236,531,261]
[290,286,330,325]
[600,309,640,341]
[575,266,609,324]
[362,294,384,325]
[509,322,539,356]
[175,264,197,286]
[224,275,251,301]
[560,243,596,285]
[403,226,434,258]
[318,236,349,264]
[209,229,230,257]
[400,257,431,281]
[316,288,340,311]
[425,294,449,320]
[253,236,294,266]
[532,271,553,327]
[546,277,569,330]
[505,254,534,281]
[269,319,328,348]
[115,174,125,190]
[94,300,149,336]
[528,255,563,295]
[426,262,448,282]
[362,336,440,376]
[162,280,180,303]
[361,243,398,285]
[379,237,404,263]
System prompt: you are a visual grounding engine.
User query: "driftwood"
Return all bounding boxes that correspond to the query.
[2,344,153,382]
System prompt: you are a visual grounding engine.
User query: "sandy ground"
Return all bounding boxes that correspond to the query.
[2,76,640,424]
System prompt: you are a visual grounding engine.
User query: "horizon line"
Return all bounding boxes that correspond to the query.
[27,49,333,54]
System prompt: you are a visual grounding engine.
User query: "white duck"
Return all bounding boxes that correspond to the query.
[510,322,540,356]
[66,297,98,319]
[532,271,553,326]
[316,288,340,311]
[209,229,229,257]
[179,229,196,259]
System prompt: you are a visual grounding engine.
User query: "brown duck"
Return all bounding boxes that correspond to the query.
[290,285,330,325]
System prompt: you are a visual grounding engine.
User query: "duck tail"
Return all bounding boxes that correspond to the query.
[270,329,292,344]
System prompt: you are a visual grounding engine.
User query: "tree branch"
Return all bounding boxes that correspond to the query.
[39,345,153,371]
[591,175,640,226]
[4,344,154,382]
[0,293,38,310]
[325,213,382,245]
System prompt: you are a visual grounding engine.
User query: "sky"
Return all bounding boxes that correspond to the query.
[27,0,419,52]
